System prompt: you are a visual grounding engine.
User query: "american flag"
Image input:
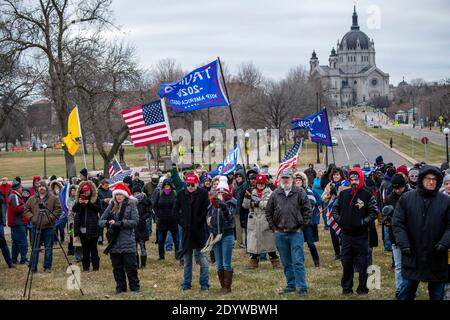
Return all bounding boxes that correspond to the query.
[108,170,133,188]
[276,140,303,179]
[121,99,172,147]
[109,159,123,177]
[326,199,341,235]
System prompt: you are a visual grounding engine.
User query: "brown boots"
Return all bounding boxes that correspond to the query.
[270,258,281,269]
[247,258,259,269]
[218,270,233,293]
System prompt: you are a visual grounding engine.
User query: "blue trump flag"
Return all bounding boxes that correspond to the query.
[291,108,332,147]
[158,60,229,113]
[209,144,240,177]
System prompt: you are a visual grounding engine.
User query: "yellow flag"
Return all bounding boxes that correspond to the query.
[63,107,81,156]
[178,144,184,162]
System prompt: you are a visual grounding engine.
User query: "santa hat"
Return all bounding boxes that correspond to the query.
[112,182,131,198]
[216,176,229,193]
[255,174,268,185]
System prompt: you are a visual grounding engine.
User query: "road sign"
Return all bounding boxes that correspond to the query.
[394,119,399,127]
[421,137,429,145]
[209,123,226,128]
[439,115,443,124]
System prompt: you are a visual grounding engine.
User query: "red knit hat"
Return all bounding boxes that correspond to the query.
[82,184,91,191]
[112,182,131,198]
[185,174,199,185]
[396,165,408,177]
[255,174,268,185]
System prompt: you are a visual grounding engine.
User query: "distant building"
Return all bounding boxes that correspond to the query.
[309,6,392,107]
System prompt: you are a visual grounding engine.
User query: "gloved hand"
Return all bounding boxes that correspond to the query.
[244,190,252,199]
[435,244,447,253]
[361,217,371,225]
[401,248,411,256]
[111,221,123,230]
[329,184,337,196]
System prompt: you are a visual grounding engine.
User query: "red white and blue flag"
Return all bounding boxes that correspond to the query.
[109,159,123,177]
[275,140,303,179]
[121,99,172,147]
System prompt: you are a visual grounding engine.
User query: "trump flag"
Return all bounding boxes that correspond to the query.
[291,108,332,147]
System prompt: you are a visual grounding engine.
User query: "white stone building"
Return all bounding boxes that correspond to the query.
[309,7,392,107]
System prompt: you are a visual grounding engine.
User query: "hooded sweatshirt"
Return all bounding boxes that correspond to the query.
[332,167,378,236]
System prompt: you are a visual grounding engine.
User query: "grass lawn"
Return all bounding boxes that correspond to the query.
[0,141,326,181]
[354,118,446,164]
[0,223,434,300]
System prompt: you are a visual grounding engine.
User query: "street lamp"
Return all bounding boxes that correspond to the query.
[42,144,48,179]
[444,127,450,165]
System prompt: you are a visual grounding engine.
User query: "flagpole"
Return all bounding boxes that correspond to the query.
[217,57,250,185]
[75,106,88,170]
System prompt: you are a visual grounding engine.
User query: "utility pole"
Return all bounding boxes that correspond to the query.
[316,92,320,164]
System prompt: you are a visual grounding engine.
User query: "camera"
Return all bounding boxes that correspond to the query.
[381,205,394,226]
[38,202,45,210]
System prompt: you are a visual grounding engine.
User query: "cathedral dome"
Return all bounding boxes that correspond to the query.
[340,30,370,50]
[339,6,370,50]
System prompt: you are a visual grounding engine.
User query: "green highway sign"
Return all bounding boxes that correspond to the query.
[209,123,226,128]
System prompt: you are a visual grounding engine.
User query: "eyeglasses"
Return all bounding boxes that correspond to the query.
[186,183,196,187]
[423,177,437,182]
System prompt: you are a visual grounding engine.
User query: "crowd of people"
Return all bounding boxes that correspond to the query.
[0,158,449,300]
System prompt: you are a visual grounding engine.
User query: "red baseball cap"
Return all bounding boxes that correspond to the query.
[82,184,91,191]
[185,174,199,185]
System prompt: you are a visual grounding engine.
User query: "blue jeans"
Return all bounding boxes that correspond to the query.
[1,204,6,226]
[30,227,55,271]
[213,234,234,272]
[398,278,445,300]
[55,222,66,243]
[165,230,174,250]
[11,225,28,264]
[0,224,12,266]
[182,249,209,289]
[303,226,319,262]
[392,244,404,294]
[383,225,392,252]
[275,231,307,291]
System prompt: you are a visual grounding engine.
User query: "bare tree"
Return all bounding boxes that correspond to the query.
[1,0,114,177]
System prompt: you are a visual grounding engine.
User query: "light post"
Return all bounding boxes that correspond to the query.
[42,144,48,179]
[444,127,450,165]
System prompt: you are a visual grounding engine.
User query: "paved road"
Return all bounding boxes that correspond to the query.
[330,125,414,167]
[359,111,447,146]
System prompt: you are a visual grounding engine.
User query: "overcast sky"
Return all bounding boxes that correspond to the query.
[108,0,450,85]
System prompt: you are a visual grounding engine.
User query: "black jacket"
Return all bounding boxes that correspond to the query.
[135,193,150,241]
[333,168,378,236]
[73,181,101,239]
[392,166,450,282]
[265,185,312,232]
[234,180,250,228]
[153,190,178,231]
[173,187,210,253]
[207,197,237,235]
[97,186,112,214]
[384,185,412,245]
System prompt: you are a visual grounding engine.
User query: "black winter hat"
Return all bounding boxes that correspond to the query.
[123,175,132,185]
[12,180,22,190]
[391,173,406,189]
[385,166,396,178]
[14,177,21,184]
[375,155,384,165]
[80,168,88,177]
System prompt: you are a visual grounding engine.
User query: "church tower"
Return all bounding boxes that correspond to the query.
[309,50,319,74]
[329,47,338,69]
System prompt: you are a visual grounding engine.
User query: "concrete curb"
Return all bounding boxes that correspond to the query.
[359,129,419,165]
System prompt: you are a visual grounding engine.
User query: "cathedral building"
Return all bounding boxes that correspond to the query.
[309,6,393,107]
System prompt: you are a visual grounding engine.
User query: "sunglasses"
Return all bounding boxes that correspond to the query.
[186,183,196,187]
[409,175,418,178]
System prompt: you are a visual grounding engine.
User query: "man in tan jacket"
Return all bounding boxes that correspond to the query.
[24,181,61,273]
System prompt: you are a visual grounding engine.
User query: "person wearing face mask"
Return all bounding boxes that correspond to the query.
[332,168,378,295]
[443,175,450,196]
[265,168,312,296]
[153,180,178,261]
[407,167,420,190]
[206,177,237,293]
[242,174,279,270]
[392,166,450,300]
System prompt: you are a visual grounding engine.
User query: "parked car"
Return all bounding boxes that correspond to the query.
[122,140,133,146]
[331,136,338,146]
[334,123,344,130]
[373,123,382,128]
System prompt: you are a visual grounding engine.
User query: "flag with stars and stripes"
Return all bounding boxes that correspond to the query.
[109,159,123,177]
[121,99,172,147]
[275,140,303,179]
[108,170,133,188]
